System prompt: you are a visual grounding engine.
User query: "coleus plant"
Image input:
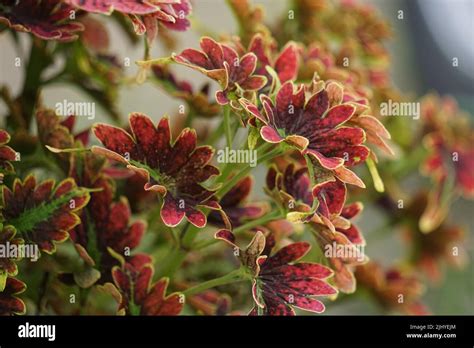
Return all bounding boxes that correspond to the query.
[0,0,84,42]
[173,36,268,105]
[1,175,91,254]
[110,253,184,315]
[215,230,337,315]
[240,80,370,189]
[0,277,26,315]
[91,113,221,228]
[0,0,472,317]
[0,130,17,178]
[65,0,192,45]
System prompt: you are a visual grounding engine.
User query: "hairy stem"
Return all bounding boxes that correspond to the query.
[233,210,283,234]
[182,268,248,296]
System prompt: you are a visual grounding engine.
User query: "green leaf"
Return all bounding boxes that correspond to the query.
[248,127,260,150]
[366,157,384,193]
[2,176,93,254]
[0,271,7,292]
[107,247,126,266]
[74,267,101,289]
[286,211,314,224]
[8,187,89,234]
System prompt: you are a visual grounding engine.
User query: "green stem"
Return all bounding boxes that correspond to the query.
[157,219,201,278]
[182,268,248,296]
[184,108,195,128]
[206,119,226,147]
[129,299,141,316]
[161,143,280,278]
[21,39,50,129]
[179,221,190,240]
[192,238,219,251]
[157,247,187,278]
[216,128,253,184]
[79,287,91,315]
[233,210,283,234]
[304,155,316,187]
[170,226,181,247]
[217,165,250,198]
[255,279,265,315]
[144,36,151,60]
[216,145,280,198]
[41,69,67,86]
[223,105,233,149]
[193,210,284,250]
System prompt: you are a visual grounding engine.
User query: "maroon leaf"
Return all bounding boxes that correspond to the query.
[66,0,161,14]
[0,0,83,42]
[111,255,183,316]
[0,129,16,176]
[209,176,265,228]
[254,240,336,316]
[2,175,90,254]
[92,114,220,228]
[355,261,428,315]
[0,277,26,316]
[0,225,23,290]
[174,37,267,104]
[248,33,299,88]
[241,81,370,183]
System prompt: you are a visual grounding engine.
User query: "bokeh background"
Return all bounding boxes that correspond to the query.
[0,0,472,315]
